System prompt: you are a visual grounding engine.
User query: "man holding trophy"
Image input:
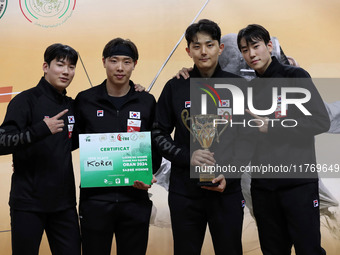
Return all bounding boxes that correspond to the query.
[153,19,253,255]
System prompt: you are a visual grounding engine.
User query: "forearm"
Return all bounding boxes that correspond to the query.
[152,128,190,167]
[0,120,50,155]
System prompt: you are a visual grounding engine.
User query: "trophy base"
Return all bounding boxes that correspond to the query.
[197,181,219,187]
[197,173,218,187]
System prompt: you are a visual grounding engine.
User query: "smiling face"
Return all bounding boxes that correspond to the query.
[186,32,224,77]
[239,38,273,75]
[103,55,136,88]
[43,58,76,93]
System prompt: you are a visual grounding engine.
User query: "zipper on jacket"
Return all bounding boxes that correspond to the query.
[117,110,119,117]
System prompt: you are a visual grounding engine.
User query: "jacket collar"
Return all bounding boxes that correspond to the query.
[37,77,67,103]
[98,79,139,101]
[256,56,281,78]
[191,64,224,78]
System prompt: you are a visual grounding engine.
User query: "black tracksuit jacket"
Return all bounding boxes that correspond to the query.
[0,77,77,212]
[250,57,330,190]
[153,64,254,198]
[75,80,161,202]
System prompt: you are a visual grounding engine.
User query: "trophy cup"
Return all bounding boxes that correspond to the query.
[181,109,230,186]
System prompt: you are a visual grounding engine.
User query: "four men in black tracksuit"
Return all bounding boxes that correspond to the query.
[0,44,81,255]
[0,21,330,255]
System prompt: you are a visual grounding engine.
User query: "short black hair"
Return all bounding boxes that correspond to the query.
[102,38,139,62]
[237,24,271,51]
[44,43,78,66]
[185,19,221,48]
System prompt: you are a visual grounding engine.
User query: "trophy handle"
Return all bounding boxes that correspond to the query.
[181,109,196,141]
[216,110,231,143]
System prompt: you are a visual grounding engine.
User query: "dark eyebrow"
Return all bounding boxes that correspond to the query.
[192,40,213,45]
[109,56,133,61]
[250,41,260,45]
[240,39,259,49]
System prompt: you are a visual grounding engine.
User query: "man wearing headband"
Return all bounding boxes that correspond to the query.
[74,38,161,255]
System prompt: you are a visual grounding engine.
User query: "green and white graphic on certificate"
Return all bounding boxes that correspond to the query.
[79,132,153,188]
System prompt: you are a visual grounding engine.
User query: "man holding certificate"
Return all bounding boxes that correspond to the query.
[75,38,161,255]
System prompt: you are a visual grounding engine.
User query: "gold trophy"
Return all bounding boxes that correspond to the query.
[181,109,230,186]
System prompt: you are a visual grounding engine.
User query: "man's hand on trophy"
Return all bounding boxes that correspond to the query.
[133,175,157,190]
[201,174,226,193]
[191,149,216,166]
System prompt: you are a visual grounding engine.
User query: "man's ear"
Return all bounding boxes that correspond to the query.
[131,60,137,70]
[42,62,48,74]
[186,47,192,58]
[267,40,273,54]
[102,57,106,68]
[218,43,225,56]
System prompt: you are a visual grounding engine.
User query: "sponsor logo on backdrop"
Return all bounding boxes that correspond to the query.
[19,0,76,28]
[0,0,8,20]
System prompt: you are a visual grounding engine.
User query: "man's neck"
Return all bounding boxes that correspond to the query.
[44,77,64,94]
[106,80,130,97]
[198,63,218,78]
